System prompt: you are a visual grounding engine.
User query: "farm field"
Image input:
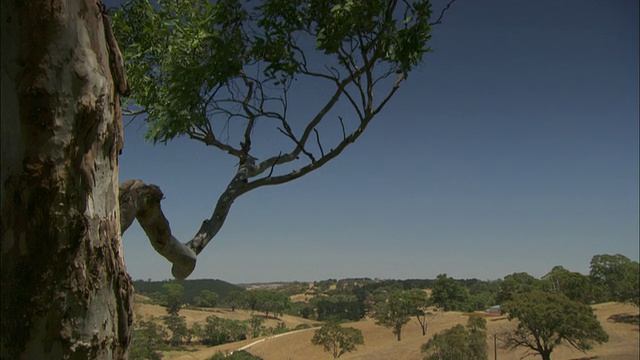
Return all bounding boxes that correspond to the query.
[136,296,639,360]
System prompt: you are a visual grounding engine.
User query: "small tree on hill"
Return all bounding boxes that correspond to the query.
[164,315,188,346]
[311,322,364,359]
[495,272,542,304]
[163,283,185,316]
[430,274,470,311]
[225,291,244,311]
[542,265,594,304]
[255,290,291,318]
[406,289,432,336]
[373,290,413,341]
[130,318,169,360]
[589,254,640,306]
[421,316,488,360]
[501,290,609,360]
[195,289,220,308]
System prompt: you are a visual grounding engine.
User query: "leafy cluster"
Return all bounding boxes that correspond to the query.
[112,0,437,178]
[421,317,488,360]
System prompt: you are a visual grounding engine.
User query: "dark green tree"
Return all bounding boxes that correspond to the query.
[311,322,364,359]
[194,289,220,308]
[405,289,432,336]
[164,315,188,346]
[225,290,245,311]
[111,0,455,280]
[315,296,365,322]
[501,290,609,360]
[421,316,488,360]
[430,274,469,311]
[130,318,168,360]
[589,254,640,305]
[373,290,414,341]
[254,290,291,318]
[542,266,594,303]
[249,316,265,338]
[202,316,249,346]
[495,272,541,304]
[163,283,185,316]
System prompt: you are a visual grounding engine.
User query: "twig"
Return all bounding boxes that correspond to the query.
[429,0,457,27]
[267,152,282,179]
[339,116,346,140]
[313,129,324,158]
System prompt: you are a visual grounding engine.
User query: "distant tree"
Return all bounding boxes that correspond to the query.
[589,254,640,306]
[405,289,432,336]
[373,290,415,341]
[271,322,288,335]
[315,296,365,322]
[202,316,249,346]
[430,274,470,311]
[191,322,204,344]
[225,290,244,311]
[421,316,488,360]
[495,272,542,304]
[163,283,185,316]
[130,318,168,360]
[164,315,188,346]
[249,316,265,338]
[194,289,220,308]
[254,290,291,318]
[244,290,261,312]
[542,266,594,303]
[501,290,608,360]
[311,322,364,359]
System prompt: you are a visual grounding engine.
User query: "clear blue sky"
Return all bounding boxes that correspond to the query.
[116,0,639,283]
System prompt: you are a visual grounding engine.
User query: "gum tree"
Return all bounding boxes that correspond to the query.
[1,0,132,357]
[113,0,456,279]
[501,290,609,360]
[311,322,364,359]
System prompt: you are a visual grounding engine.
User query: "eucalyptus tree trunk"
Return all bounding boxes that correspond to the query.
[1,0,132,358]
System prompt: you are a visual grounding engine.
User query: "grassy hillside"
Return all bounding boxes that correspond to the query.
[243,302,639,360]
[132,279,244,303]
[139,301,638,360]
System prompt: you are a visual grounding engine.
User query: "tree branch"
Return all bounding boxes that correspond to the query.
[429,0,457,27]
[119,179,196,279]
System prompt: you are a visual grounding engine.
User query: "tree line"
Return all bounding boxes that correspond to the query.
[132,253,637,359]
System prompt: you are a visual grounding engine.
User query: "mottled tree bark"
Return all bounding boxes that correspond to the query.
[1,0,132,358]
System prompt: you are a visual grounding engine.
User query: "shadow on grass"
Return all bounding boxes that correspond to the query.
[569,357,598,360]
[608,313,640,326]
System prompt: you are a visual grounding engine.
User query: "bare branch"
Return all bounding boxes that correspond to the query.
[429,0,457,27]
[314,128,324,158]
[267,152,282,178]
[119,179,196,280]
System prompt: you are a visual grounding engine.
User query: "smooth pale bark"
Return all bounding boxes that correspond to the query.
[1,0,132,358]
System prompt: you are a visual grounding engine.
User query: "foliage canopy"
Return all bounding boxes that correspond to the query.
[421,316,488,360]
[311,322,364,358]
[501,290,608,360]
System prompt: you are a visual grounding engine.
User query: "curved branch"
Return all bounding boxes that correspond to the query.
[119,179,196,280]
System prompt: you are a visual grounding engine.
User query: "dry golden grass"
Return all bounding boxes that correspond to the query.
[135,295,638,360]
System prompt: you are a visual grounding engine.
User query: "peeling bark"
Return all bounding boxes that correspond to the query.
[1,0,132,358]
